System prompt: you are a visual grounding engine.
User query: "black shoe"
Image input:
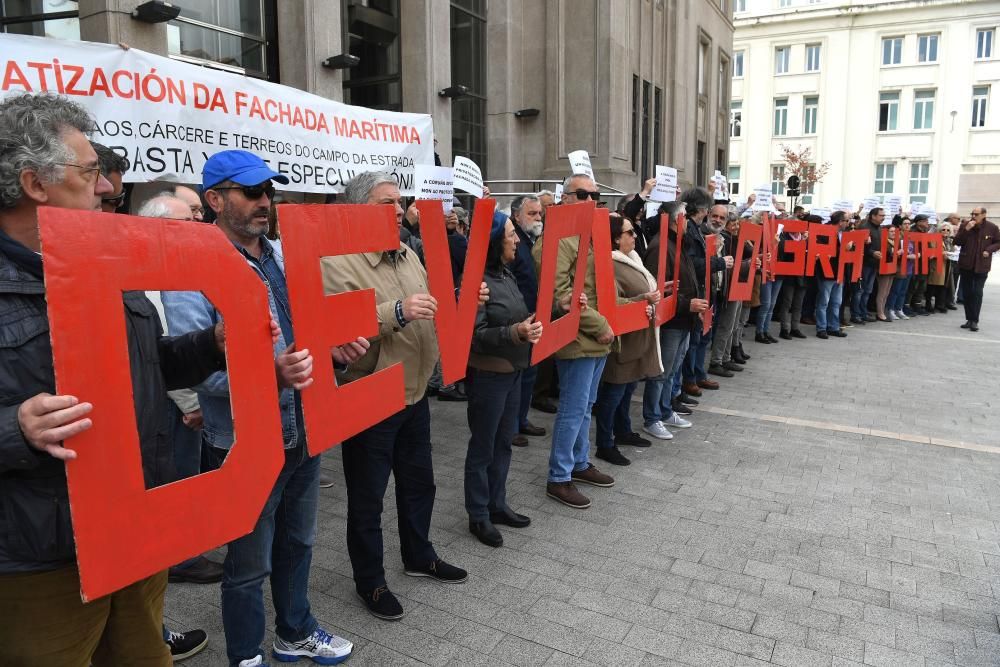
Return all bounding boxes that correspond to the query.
[469,520,503,548]
[531,398,559,414]
[947,304,958,310]
[671,399,693,415]
[765,333,779,343]
[359,586,404,620]
[679,394,699,406]
[512,434,529,447]
[961,321,971,329]
[729,349,747,364]
[437,385,467,402]
[595,446,631,466]
[754,332,771,344]
[857,318,867,325]
[615,431,652,447]
[779,329,792,340]
[165,628,208,661]
[708,363,734,377]
[830,330,848,337]
[722,361,744,372]
[169,556,223,584]
[490,508,531,528]
[970,322,979,332]
[520,422,546,436]
[816,331,829,339]
[404,559,467,583]
[864,315,877,322]
[738,345,751,361]
[319,472,335,489]
[790,329,807,339]
[917,309,930,316]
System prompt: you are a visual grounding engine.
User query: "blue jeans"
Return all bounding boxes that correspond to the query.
[518,365,539,429]
[814,279,843,333]
[550,356,607,482]
[683,325,712,383]
[852,264,878,319]
[889,276,911,312]
[756,279,784,333]
[204,443,320,666]
[642,328,690,426]
[593,380,637,449]
[465,369,520,521]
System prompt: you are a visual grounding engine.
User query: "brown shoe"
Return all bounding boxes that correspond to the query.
[697,379,720,390]
[546,481,591,509]
[571,463,615,488]
[681,382,703,397]
[512,434,529,447]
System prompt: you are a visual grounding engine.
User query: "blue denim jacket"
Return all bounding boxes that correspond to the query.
[163,238,299,449]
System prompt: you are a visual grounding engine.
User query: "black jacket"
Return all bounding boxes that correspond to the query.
[859,219,883,267]
[644,227,699,331]
[0,239,225,574]
[508,224,538,312]
[469,264,532,371]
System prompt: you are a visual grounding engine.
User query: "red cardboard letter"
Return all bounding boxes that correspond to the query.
[806,223,837,279]
[703,233,717,334]
[654,212,686,325]
[531,202,593,364]
[761,213,777,283]
[773,219,808,277]
[418,199,492,384]
[837,230,869,283]
[39,209,284,601]
[879,227,900,275]
[727,220,762,302]
[593,207,649,335]
[278,204,406,455]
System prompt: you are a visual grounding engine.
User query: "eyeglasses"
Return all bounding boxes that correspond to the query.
[189,205,205,217]
[572,189,601,201]
[102,190,127,209]
[212,183,275,200]
[622,228,637,237]
[57,162,101,183]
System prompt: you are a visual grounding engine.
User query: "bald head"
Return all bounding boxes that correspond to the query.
[173,185,204,221]
[137,194,193,221]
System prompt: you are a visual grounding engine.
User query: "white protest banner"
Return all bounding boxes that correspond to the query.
[831,199,854,213]
[810,206,832,222]
[414,165,454,213]
[753,186,773,212]
[861,195,881,217]
[0,33,434,194]
[712,170,727,200]
[452,156,483,198]
[650,165,677,202]
[568,150,595,179]
[885,195,902,218]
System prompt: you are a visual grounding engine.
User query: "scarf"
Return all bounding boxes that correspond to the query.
[611,248,662,374]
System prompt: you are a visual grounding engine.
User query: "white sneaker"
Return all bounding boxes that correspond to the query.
[899,311,910,320]
[663,413,692,429]
[886,312,895,321]
[642,421,673,440]
[273,628,353,664]
[239,657,264,667]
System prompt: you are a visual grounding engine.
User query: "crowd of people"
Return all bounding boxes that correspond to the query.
[1,91,998,667]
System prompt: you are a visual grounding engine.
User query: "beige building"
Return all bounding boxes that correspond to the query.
[2,0,733,195]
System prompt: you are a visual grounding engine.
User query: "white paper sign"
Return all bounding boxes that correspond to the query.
[810,206,832,222]
[0,33,435,194]
[712,170,727,200]
[860,195,881,218]
[831,199,854,213]
[885,195,902,218]
[414,165,454,206]
[568,150,595,179]
[645,201,662,220]
[650,165,678,202]
[452,156,483,198]
[554,184,564,201]
[753,186,773,212]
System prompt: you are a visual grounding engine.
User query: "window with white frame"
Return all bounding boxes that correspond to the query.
[735,0,746,12]
[977,29,994,59]
[874,163,895,195]
[909,162,930,203]
[778,0,792,7]
[805,44,821,72]
[882,37,902,65]
[734,50,744,78]
[878,91,899,131]
[803,96,818,134]
[917,34,938,62]
[719,55,729,101]
[728,166,741,195]
[973,86,989,127]
[773,98,788,136]
[775,46,790,74]
[800,176,814,205]
[771,165,786,195]
[730,101,742,138]
[913,90,935,130]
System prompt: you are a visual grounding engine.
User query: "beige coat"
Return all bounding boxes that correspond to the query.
[320,244,437,405]
[601,252,663,384]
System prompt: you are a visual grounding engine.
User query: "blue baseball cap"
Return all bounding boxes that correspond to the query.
[202,150,290,190]
[491,211,509,241]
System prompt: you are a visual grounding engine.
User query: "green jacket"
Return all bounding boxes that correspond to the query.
[532,235,612,359]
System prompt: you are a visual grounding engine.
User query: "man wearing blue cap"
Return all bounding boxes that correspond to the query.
[163,150,367,667]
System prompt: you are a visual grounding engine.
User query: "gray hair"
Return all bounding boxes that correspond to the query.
[536,189,554,198]
[0,92,97,210]
[137,193,186,219]
[563,174,593,190]
[452,206,468,222]
[343,171,396,204]
[92,142,129,176]
[510,194,540,218]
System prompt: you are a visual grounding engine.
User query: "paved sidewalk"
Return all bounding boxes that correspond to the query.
[167,285,1000,666]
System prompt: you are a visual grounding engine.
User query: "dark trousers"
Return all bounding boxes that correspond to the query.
[593,380,637,449]
[517,365,538,429]
[926,284,947,311]
[342,398,437,593]
[960,269,988,324]
[683,325,712,383]
[801,278,818,321]
[908,275,928,311]
[777,282,806,331]
[464,369,520,521]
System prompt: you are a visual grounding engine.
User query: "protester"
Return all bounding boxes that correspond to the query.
[955,207,1000,332]
[926,222,955,312]
[888,217,916,321]
[852,207,885,324]
[164,150,363,666]
[172,184,206,221]
[905,214,933,316]
[874,224,897,321]
[0,92,225,667]
[321,171,484,621]
[537,189,556,216]
[775,215,813,339]
[814,211,848,338]
[92,142,129,214]
[535,174,616,510]
[708,211,751,376]
[754,214,784,344]
[593,214,660,466]
[465,211,540,547]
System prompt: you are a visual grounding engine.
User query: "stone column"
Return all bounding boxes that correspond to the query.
[401,0,453,160]
[78,0,167,54]
[276,0,344,101]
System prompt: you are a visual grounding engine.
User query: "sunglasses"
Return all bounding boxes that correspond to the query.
[573,189,601,201]
[102,191,127,209]
[622,228,637,237]
[212,183,275,200]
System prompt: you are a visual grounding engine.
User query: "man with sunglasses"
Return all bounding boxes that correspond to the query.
[93,142,129,213]
[163,150,366,666]
[954,207,999,332]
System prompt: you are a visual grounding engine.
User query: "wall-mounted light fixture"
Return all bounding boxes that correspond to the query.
[132,1,180,23]
[514,108,541,118]
[322,54,361,69]
[438,85,469,99]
